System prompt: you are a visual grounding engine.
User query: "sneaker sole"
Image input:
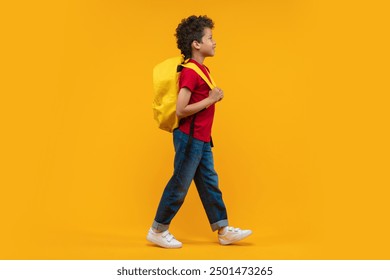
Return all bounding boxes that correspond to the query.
[219,230,253,245]
[146,234,182,249]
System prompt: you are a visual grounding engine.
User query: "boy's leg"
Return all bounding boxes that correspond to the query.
[193,142,253,245]
[193,142,228,232]
[152,129,204,232]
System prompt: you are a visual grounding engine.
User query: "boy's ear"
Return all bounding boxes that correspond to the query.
[192,40,201,50]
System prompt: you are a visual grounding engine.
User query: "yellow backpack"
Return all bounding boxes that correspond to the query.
[152,56,216,132]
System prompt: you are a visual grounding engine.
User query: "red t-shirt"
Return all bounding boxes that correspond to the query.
[178,59,215,142]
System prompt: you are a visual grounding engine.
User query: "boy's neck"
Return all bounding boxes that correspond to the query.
[191,53,205,65]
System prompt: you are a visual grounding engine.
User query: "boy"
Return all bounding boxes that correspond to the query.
[147,15,252,248]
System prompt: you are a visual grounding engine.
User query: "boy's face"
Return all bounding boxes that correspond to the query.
[197,28,216,57]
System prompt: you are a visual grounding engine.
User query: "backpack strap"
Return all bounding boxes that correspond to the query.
[184,113,197,156]
[181,62,216,89]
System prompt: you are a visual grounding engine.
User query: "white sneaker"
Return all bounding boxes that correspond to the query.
[146,228,182,248]
[218,226,252,245]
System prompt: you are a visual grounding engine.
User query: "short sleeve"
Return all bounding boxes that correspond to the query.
[179,68,198,92]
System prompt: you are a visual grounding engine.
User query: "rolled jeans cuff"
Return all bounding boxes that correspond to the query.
[211,219,229,231]
[152,220,169,232]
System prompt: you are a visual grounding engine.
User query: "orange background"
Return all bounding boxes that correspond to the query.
[1,0,389,259]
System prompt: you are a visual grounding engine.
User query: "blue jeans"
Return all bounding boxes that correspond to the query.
[153,129,228,232]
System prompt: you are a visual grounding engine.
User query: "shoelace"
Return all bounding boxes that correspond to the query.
[162,231,175,242]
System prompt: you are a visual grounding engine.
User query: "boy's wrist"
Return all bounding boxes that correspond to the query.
[207,96,217,106]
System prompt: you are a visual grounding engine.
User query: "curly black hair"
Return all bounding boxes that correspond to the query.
[175,15,214,60]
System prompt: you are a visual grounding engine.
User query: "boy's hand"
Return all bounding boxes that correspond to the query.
[208,87,224,103]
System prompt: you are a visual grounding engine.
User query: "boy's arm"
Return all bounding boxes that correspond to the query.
[176,87,224,119]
